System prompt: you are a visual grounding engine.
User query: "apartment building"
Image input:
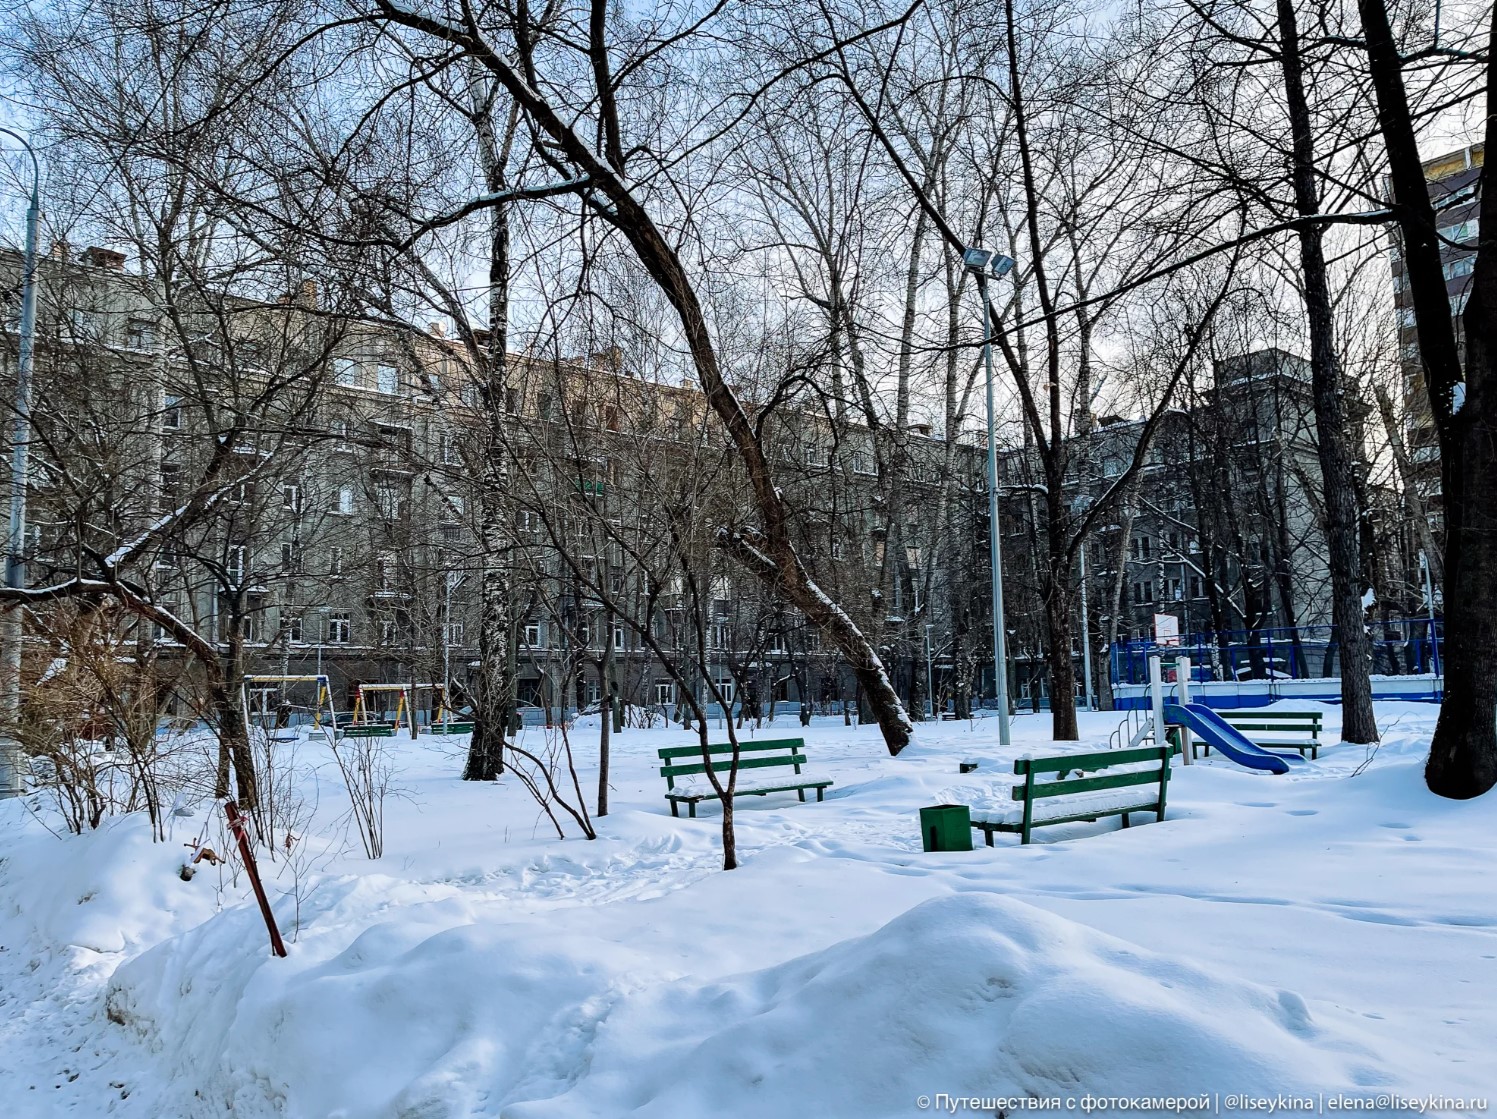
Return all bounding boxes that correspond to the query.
[1,244,991,724]
[1389,141,1484,511]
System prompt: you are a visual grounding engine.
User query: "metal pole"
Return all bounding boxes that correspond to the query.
[1420,551,1440,681]
[979,274,1012,745]
[0,130,41,799]
[443,572,455,733]
[1079,541,1095,712]
[924,623,935,719]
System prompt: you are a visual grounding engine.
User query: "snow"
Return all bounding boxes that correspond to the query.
[1,703,1494,1117]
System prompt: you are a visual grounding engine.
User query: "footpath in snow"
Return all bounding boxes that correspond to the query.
[0,702,1492,1118]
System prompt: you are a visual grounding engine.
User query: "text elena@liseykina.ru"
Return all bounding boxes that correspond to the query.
[912,1093,1490,1116]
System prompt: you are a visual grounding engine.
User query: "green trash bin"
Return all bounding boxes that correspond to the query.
[920,804,973,852]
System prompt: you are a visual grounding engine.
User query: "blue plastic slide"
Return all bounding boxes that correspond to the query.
[1163,704,1306,774]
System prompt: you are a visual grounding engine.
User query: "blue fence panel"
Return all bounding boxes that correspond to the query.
[1109,618,1443,687]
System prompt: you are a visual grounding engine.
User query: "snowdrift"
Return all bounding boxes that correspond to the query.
[105,892,1391,1118]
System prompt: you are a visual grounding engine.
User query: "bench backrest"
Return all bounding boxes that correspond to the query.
[1218,710,1322,734]
[658,738,808,788]
[1010,744,1172,802]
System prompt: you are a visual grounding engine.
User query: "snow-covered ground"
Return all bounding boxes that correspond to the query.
[1,702,1492,1117]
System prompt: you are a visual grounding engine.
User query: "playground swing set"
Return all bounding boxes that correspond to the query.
[240,675,338,743]
[349,683,474,738]
[238,676,477,742]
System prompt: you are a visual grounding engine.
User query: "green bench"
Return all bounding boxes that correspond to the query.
[970,743,1175,846]
[1203,710,1323,760]
[336,723,395,739]
[427,721,475,735]
[658,737,832,818]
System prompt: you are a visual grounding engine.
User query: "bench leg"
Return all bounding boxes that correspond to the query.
[816,788,825,802]
[985,828,995,847]
[688,801,697,819]
[669,801,679,819]
[1120,812,1130,829]
[797,788,806,802]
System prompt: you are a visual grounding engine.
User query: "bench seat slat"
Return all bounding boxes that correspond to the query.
[666,778,833,802]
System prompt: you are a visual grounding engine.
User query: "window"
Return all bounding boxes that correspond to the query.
[126,319,156,350]
[851,450,877,475]
[328,613,351,644]
[68,307,98,338]
[334,486,355,515]
[806,444,830,468]
[519,509,540,534]
[334,358,360,387]
[162,395,182,430]
[380,618,398,645]
[712,622,731,650]
[713,676,734,704]
[538,392,555,421]
[1132,579,1153,605]
[376,551,399,591]
[438,432,459,465]
[654,681,674,705]
[831,537,845,560]
[1438,218,1479,245]
[1444,255,1476,281]
[445,622,465,646]
[159,462,181,511]
[613,625,626,650]
[376,364,400,395]
[328,546,343,576]
[329,418,350,446]
[523,622,542,647]
[287,615,304,644]
[506,387,521,414]
[280,541,302,575]
[1189,575,1204,599]
[227,545,248,585]
[1166,577,1183,602]
[281,482,301,513]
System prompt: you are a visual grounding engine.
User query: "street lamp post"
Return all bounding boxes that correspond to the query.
[924,623,935,719]
[1079,538,1095,712]
[443,571,464,733]
[0,129,41,799]
[963,247,1014,746]
[1073,495,1096,713]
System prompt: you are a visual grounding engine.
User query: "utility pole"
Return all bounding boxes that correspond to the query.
[0,129,41,799]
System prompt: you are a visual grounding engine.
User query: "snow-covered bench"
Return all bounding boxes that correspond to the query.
[970,743,1176,846]
[1207,710,1323,760]
[657,738,833,818]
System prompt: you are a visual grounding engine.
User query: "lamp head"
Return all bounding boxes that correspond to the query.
[963,247,1015,278]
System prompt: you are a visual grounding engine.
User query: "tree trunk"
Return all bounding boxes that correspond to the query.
[597,693,610,817]
[465,118,513,783]
[1358,0,1496,795]
[1277,0,1378,743]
